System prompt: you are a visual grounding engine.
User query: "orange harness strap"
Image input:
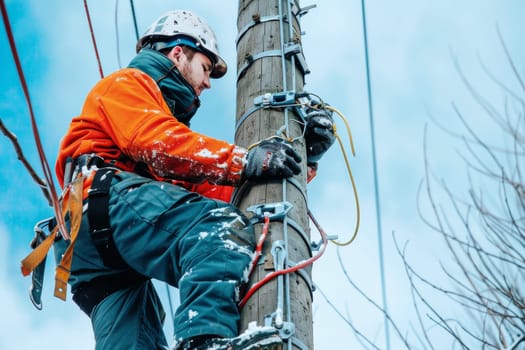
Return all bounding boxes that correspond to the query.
[54,177,84,300]
[20,225,58,277]
[20,176,85,301]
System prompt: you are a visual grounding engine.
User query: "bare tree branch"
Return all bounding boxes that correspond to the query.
[0,118,51,205]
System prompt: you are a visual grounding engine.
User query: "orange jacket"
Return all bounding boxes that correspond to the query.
[56,68,246,202]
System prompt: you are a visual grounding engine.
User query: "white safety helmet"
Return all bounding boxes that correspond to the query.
[136,10,227,79]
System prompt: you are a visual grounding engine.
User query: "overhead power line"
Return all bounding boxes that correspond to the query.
[129,0,139,41]
[359,0,391,349]
[83,0,104,78]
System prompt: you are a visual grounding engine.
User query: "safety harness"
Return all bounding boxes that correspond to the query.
[21,154,146,314]
[21,173,85,302]
[87,166,127,268]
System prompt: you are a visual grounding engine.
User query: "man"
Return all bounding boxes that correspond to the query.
[55,9,334,350]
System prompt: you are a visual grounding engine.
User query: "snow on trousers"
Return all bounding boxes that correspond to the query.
[66,171,256,349]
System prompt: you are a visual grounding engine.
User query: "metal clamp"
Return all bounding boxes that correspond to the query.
[29,216,55,310]
[311,235,338,251]
[235,90,311,132]
[295,4,317,18]
[236,15,281,45]
[263,240,296,340]
[237,49,282,81]
[237,41,310,81]
[254,90,297,108]
[247,201,293,224]
[272,240,286,328]
[284,42,310,75]
[264,315,296,340]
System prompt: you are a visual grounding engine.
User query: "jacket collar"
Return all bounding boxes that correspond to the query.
[128,49,200,125]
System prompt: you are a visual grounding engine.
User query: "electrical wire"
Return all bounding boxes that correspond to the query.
[326,105,355,156]
[326,105,360,246]
[242,100,361,247]
[360,0,391,348]
[83,0,105,78]
[114,0,122,68]
[0,0,70,240]
[238,208,328,308]
[129,0,139,41]
[246,213,271,278]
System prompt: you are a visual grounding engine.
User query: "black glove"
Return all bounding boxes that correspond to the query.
[304,109,335,163]
[243,138,302,181]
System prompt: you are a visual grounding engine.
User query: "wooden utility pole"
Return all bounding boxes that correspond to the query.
[235,1,313,349]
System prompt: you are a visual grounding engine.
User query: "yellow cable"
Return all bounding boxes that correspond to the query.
[325,105,360,246]
[245,103,361,246]
[326,105,355,156]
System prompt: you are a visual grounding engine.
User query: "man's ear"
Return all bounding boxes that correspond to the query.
[167,46,184,62]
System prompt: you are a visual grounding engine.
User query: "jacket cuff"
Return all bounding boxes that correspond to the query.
[228,145,247,184]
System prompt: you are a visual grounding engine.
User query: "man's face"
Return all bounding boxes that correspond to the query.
[168,46,212,96]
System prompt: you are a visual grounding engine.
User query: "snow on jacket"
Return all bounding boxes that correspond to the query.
[56,49,246,202]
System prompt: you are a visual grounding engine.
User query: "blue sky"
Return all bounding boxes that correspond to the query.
[1,1,523,349]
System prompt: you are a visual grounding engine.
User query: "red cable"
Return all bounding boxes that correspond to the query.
[83,0,104,78]
[0,0,70,240]
[246,214,271,278]
[239,209,328,308]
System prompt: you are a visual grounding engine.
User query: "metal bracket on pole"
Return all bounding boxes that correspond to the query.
[311,235,338,251]
[272,240,286,328]
[296,4,317,18]
[237,49,282,81]
[264,314,295,340]
[262,240,297,340]
[284,42,310,75]
[236,15,281,45]
[247,201,293,224]
[254,90,297,108]
[237,42,310,81]
[236,90,312,132]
